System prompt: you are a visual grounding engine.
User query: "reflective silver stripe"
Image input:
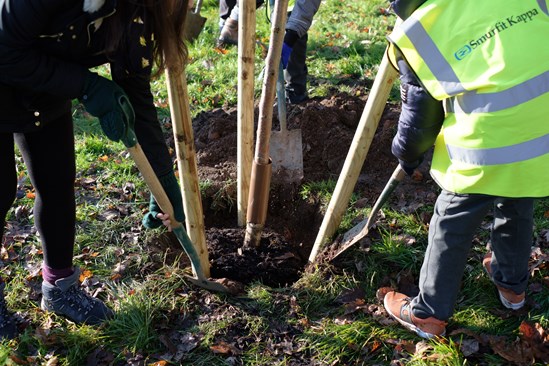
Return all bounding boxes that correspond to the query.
[447,133,549,166]
[447,71,549,113]
[404,18,549,114]
[538,0,549,16]
[403,19,468,95]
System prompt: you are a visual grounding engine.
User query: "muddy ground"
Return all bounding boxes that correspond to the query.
[162,82,439,288]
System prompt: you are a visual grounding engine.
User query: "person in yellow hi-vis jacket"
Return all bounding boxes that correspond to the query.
[382,0,549,338]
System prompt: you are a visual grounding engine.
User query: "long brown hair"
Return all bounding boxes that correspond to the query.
[104,0,188,77]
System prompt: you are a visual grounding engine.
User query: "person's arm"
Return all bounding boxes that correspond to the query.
[280,0,320,68]
[0,0,87,98]
[391,52,444,174]
[390,0,429,20]
[113,73,174,177]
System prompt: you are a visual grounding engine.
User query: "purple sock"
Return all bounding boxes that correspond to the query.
[42,264,74,285]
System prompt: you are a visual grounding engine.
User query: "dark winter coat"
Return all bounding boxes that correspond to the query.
[0,0,156,136]
[388,0,445,168]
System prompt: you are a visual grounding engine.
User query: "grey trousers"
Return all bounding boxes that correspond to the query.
[411,190,534,320]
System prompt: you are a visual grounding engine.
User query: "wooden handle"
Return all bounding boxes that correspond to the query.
[127,144,178,225]
[165,69,210,277]
[309,42,399,263]
[237,0,258,226]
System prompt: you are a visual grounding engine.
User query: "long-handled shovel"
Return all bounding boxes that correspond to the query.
[269,63,304,184]
[116,92,232,293]
[308,19,401,263]
[330,165,405,261]
[127,143,230,293]
[243,0,289,248]
[184,0,207,42]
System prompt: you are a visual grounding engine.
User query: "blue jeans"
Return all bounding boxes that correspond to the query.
[411,190,534,320]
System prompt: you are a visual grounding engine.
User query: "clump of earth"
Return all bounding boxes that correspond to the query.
[161,84,438,287]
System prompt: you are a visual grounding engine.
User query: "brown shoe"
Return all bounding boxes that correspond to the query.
[217,18,238,47]
[482,253,525,310]
[383,291,447,339]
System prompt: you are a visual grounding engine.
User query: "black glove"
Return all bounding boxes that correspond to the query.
[398,158,422,176]
[142,172,186,229]
[80,72,136,147]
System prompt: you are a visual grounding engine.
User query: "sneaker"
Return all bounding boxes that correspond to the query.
[383,291,447,339]
[482,252,525,310]
[41,268,114,325]
[217,18,238,47]
[0,282,17,340]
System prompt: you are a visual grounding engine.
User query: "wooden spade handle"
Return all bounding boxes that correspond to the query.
[309,40,400,263]
[127,144,178,225]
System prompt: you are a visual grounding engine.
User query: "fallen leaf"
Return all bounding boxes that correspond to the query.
[213,47,229,55]
[376,287,394,302]
[9,354,28,365]
[79,269,93,282]
[335,287,366,304]
[459,338,480,357]
[210,341,233,355]
[147,361,167,366]
[45,356,58,366]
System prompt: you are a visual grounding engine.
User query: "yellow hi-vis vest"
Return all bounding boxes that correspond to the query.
[388,0,549,197]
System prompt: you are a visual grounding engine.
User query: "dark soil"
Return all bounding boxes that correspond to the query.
[165,85,438,288]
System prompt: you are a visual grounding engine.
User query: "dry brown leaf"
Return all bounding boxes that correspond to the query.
[9,354,28,365]
[79,269,93,282]
[210,341,233,355]
[45,356,58,366]
[213,47,229,55]
[147,361,168,366]
[376,286,394,302]
[336,287,366,304]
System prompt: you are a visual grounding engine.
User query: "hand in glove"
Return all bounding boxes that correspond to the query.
[398,157,423,176]
[281,42,293,69]
[142,172,186,229]
[80,72,136,147]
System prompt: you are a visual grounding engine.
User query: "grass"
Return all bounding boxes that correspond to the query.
[3,0,549,365]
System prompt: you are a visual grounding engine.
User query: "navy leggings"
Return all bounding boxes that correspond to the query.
[0,113,75,269]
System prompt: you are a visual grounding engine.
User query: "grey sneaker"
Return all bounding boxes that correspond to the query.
[217,18,238,47]
[41,268,113,325]
[0,282,17,340]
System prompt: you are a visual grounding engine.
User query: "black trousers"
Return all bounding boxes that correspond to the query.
[1,113,75,269]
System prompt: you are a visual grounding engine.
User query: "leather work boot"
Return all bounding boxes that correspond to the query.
[41,268,114,325]
[483,252,525,310]
[217,18,238,47]
[383,291,447,339]
[0,282,18,340]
